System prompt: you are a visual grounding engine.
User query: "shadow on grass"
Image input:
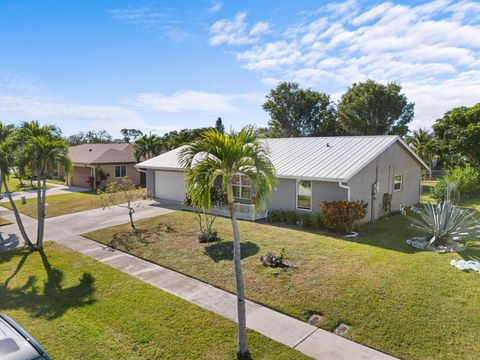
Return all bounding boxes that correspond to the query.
[0,248,96,319]
[204,241,260,262]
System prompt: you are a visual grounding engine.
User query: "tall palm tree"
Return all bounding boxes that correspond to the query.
[406,129,438,176]
[134,133,163,161]
[18,120,72,250]
[180,127,277,359]
[0,122,35,249]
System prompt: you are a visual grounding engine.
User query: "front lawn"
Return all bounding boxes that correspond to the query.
[0,216,12,226]
[0,243,307,359]
[1,192,98,218]
[84,210,480,360]
[3,175,54,192]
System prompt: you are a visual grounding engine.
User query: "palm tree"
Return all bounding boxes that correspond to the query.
[18,120,72,250]
[406,129,438,176]
[0,122,35,249]
[134,133,163,162]
[179,127,277,359]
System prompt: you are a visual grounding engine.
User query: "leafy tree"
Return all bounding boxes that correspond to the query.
[180,127,277,359]
[263,82,337,137]
[433,103,480,166]
[0,122,35,249]
[134,134,163,161]
[337,80,414,137]
[215,117,225,134]
[121,128,143,143]
[97,177,146,230]
[18,120,72,250]
[67,130,113,145]
[162,128,211,151]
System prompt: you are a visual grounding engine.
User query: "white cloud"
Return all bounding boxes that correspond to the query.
[207,2,222,14]
[210,0,480,129]
[133,90,262,114]
[109,7,187,42]
[209,12,270,45]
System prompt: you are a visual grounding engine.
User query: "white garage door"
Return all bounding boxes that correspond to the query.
[154,170,186,202]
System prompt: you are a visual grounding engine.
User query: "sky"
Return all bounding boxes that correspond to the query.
[0,0,479,137]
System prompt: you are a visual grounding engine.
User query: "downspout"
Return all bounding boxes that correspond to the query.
[338,181,350,201]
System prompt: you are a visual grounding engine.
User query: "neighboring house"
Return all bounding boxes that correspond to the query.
[63,143,144,189]
[136,136,429,221]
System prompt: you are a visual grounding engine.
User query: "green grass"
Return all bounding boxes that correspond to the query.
[3,176,54,192]
[0,243,308,359]
[0,216,12,226]
[83,210,480,360]
[0,192,99,218]
[46,178,66,185]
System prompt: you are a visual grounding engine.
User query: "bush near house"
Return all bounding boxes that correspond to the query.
[432,165,480,201]
[320,200,368,233]
[268,210,323,230]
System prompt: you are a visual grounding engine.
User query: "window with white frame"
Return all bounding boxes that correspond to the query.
[232,174,253,200]
[114,165,127,178]
[297,180,312,210]
[394,174,403,192]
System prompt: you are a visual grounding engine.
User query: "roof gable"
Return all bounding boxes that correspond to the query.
[136,135,428,182]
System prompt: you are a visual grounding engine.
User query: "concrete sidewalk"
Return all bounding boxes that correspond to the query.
[1,203,397,360]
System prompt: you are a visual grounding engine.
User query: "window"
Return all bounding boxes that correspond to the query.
[115,165,127,178]
[297,180,312,210]
[394,174,403,192]
[232,174,253,200]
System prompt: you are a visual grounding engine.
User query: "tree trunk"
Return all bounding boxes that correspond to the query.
[36,177,47,250]
[1,172,35,250]
[228,195,249,359]
[128,203,136,230]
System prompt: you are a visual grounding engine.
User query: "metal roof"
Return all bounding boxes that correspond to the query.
[136,135,429,182]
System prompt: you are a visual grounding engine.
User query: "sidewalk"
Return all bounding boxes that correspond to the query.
[1,204,397,360]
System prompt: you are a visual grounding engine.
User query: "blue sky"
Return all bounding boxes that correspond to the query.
[1,0,479,137]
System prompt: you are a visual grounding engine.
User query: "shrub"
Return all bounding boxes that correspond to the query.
[198,228,220,243]
[408,201,480,246]
[432,165,480,201]
[260,247,287,267]
[268,210,322,230]
[320,200,368,233]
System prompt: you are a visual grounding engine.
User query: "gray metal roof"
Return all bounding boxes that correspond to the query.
[136,135,428,182]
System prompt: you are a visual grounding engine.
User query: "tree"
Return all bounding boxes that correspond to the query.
[18,120,72,250]
[67,130,113,145]
[180,127,277,359]
[433,103,480,166]
[406,129,438,172]
[121,128,143,143]
[337,80,414,137]
[0,122,35,250]
[162,128,211,151]
[263,82,337,137]
[134,134,163,161]
[215,117,225,134]
[97,177,146,230]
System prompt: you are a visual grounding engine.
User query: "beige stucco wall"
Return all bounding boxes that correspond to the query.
[348,142,422,221]
[98,163,141,186]
[69,163,141,188]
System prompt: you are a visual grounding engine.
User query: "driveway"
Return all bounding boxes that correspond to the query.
[0,182,91,203]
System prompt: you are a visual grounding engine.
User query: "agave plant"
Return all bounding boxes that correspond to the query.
[408,201,480,246]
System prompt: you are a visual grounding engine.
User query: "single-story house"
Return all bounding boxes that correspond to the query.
[61,143,145,189]
[136,135,429,221]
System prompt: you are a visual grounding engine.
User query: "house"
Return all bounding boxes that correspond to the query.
[136,136,429,221]
[63,143,144,189]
